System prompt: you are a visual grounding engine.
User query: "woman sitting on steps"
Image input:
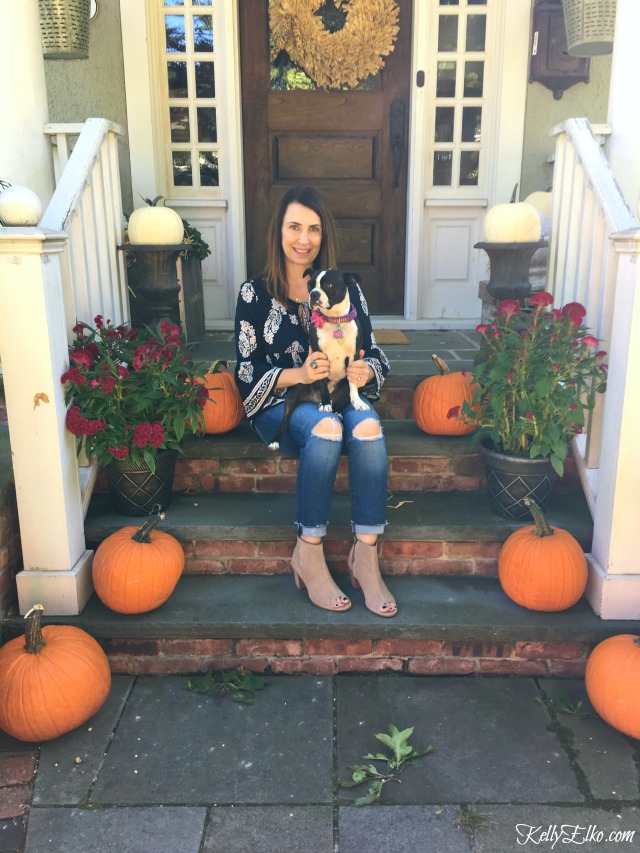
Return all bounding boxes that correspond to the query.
[233,185,396,617]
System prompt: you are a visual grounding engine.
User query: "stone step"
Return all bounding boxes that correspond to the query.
[3,575,630,678]
[84,488,593,578]
[94,420,581,496]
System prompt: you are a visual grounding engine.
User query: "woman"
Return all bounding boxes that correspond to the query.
[234,186,396,617]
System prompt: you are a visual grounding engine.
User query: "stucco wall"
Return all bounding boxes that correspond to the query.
[520,55,612,199]
[44,0,133,213]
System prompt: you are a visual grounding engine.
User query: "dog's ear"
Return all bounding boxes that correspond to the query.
[303,268,314,279]
[344,272,362,287]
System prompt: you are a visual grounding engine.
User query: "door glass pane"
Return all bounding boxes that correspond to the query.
[200,151,219,186]
[192,0,212,4]
[436,62,456,97]
[461,106,482,142]
[438,15,458,51]
[172,151,192,186]
[163,0,184,6]
[464,61,484,96]
[435,107,455,143]
[170,107,190,143]
[439,0,459,4]
[433,151,453,186]
[468,0,487,5]
[197,107,217,142]
[460,151,479,186]
[195,61,215,98]
[193,14,213,51]
[165,15,185,52]
[167,62,188,98]
[466,15,486,52]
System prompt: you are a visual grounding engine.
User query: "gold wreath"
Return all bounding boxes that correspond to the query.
[270,0,400,90]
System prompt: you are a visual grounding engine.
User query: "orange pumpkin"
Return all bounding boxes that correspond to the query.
[585,635,640,739]
[0,604,111,742]
[93,513,184,614]
[197,360,244,434]
[412,354,478,436]
[498,499,587,611]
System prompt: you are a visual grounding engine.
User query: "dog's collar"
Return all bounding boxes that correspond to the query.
[310,304,357,329]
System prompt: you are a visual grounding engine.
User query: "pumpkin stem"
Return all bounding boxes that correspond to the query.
[431,354,451,376]
[523,498,554,537]
[24,604,46,655]
[132,512,166,543]
[206,359,229,374]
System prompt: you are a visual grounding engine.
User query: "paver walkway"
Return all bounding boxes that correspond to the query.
[2,674,640,852]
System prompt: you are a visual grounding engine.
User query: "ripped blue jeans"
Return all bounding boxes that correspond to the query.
[251,399,388,537]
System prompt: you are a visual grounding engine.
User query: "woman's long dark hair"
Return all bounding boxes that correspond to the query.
[264,186,338,304]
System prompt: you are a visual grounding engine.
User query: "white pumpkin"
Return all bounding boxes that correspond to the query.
[483,201,542,243]
[524,191,553,218]
[0,186,43,226]
[128,204,184,246]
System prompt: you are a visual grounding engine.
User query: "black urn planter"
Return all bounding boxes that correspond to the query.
[480,440,558,520]
[105,450,178,516]
[474,241,547,302]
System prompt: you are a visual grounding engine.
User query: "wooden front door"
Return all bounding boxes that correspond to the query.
[240,0,412,314]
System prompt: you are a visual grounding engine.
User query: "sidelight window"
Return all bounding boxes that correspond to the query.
[431,0,488,191]
[159,0,219,192]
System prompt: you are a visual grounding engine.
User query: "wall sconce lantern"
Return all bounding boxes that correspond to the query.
[530,0,590,100]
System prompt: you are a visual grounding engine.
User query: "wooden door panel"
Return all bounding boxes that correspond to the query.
[241,0,411,314]
[276,136,376,180]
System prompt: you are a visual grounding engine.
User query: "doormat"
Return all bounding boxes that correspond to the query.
[374,329,410,345]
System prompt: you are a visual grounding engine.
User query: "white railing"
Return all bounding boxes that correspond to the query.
[41,118,129,331]
[548,117,638,512]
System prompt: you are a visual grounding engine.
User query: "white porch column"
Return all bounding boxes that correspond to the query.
[605,0,640,218]
[585,228,640,619]
[0,0,54,202]
[0,229,93,615]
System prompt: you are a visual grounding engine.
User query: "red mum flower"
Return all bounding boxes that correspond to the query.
[149,422,165,448]
[133,422,152,447]
[529,291,554,309]
[497,299,521,320]
[561,302,587,326]
[61,367,86,387]
[475,323,489,335]
[70,348,93,369]
[108,446,130,459]
[447,405,462,419]
[582,335,599,349]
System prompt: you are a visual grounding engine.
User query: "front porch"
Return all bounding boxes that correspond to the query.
[3,328,627,677]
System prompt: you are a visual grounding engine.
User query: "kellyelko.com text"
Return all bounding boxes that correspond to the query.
[516,824,636,847]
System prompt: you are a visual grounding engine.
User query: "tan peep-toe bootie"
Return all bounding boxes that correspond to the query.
[347,538,397,617]
[291,537,351,612]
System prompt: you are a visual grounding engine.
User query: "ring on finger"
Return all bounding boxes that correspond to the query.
[357,375,362,382]
[310,360,318,369]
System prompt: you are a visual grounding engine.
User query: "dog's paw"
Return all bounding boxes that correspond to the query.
[353,399,370,411]
[268,441,280,451]
[319,404,333,412]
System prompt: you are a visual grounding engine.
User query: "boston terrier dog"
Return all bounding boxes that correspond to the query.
[268,268,369,450]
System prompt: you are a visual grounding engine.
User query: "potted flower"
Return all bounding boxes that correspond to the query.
[448,292,607,518]
[61,316,208,515]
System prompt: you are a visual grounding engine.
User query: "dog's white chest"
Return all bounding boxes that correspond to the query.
[317,322,358,380]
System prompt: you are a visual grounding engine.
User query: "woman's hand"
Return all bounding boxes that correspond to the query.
[300,350,329,384]
[347,350,374,389]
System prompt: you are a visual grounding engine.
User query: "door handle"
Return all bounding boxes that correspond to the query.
[390,99,405,188]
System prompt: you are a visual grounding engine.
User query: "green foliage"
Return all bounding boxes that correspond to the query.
[187,667,267,704]
[456,804,495,836]
[453,294,607,471]
[535,690,591,718]
[340,723,433,806]
[181,219,211,263]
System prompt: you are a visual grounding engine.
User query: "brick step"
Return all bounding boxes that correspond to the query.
[93,420,581,496]
[84,488,593,578]
[3,575,631,678]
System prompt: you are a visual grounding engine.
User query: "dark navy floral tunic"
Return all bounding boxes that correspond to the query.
[234,277,390,421]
